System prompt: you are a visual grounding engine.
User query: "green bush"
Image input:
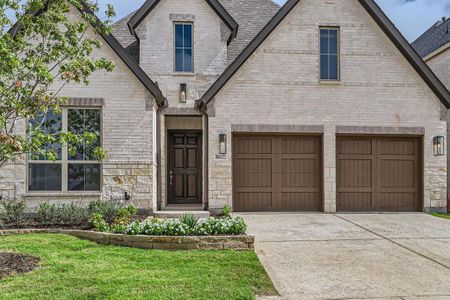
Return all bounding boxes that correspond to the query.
[88,200,122,224]
[36,203,90,227]
[222,205,232,218]
[90,212,109,232]
[180,214,199,228]
[0,201,27,226]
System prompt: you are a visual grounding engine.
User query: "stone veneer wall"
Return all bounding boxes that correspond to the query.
[207,0,448,213]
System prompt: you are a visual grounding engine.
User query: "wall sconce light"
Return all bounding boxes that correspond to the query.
[219,134,227,154]
[433,136,445,156]
[180,83,187,103]
[125,191,131,201]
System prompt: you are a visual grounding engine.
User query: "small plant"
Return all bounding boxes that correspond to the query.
[88,200,122,224]
[36,203,59,226]
[112,205,138,227]
[222,205,232,218]
[90,212,109,232]
[0,201,27,226]
[180,214,199,228]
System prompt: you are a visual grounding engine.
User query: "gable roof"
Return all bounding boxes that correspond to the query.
[128,0,239,44]
[112,0,279,65]
[10,4,167,109]
[196,0,450,112]
[412,17,450,59]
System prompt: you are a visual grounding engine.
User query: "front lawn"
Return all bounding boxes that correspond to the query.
[432,213,450,220]
[0,234,277,300]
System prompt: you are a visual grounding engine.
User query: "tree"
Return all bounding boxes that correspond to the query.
[0,0,115,168]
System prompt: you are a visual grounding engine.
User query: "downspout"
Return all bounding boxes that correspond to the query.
[156,97,168,211]
[196,100,209,211]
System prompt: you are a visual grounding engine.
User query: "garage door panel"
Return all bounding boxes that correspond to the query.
[337,136,420,212]
[337,159,372,188]
[234,138,272,154]
[377,139,415,155]
[281,136,318,154]
[338,139,372,155]
[337,192,372,210]
[374,193,416,211]
[234,158,272,188]
[379,160,415,188]
[281,158,317,188]
[233,135,322,212]
[280,192,319,210]
[235,192,273,212]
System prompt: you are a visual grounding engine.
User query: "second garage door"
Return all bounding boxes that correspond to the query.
[337,136,421,212]
[233,134,322,212]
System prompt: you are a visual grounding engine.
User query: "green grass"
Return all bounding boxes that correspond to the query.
[0,234,277,300]
[432,213,450,220]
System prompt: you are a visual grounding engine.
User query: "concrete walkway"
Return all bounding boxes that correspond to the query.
[239,213,450,300]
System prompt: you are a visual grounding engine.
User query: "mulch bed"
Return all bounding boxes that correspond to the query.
[0,252,40,279]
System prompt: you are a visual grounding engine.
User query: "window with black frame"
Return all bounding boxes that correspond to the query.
[174,22,193,72]
[320,27,340,81]
[28,108,101,192]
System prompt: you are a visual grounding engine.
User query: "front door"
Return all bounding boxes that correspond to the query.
[167,131,202,204]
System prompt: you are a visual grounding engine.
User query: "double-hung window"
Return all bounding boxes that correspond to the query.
[174,23,193,73]
[319,27,340,81]
[28,108,102,192]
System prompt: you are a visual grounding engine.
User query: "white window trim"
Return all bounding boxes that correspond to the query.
[319,26,340,82]
[26,107,103,193]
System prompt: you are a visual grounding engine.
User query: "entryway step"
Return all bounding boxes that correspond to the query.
[154,211,211,219]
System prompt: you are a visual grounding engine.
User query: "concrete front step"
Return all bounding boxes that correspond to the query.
[154,210,211,219]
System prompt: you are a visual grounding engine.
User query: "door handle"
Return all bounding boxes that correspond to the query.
[169,171,173,186]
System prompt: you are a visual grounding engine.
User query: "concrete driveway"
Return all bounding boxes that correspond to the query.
[239,213,450,300]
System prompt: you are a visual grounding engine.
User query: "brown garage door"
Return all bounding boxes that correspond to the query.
[337,136,421,212]
[233,134,322,212]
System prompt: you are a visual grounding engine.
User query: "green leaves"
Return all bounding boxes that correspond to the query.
[0,0,115,167]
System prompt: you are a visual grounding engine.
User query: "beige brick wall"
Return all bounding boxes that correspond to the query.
[426,47,450,90]
[0,8,157,211]
[207,0,447,212]
[136,0,229,108]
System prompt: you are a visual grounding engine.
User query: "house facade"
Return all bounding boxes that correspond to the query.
[1,0,449,214]
[412,17,450,212]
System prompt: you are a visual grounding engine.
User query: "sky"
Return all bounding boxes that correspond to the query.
[102,0,450,42]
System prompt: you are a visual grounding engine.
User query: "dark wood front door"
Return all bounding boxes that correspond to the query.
[168,131,202,204]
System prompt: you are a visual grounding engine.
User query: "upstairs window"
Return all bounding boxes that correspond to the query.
[320,27,340,81]
[175,23,193,72]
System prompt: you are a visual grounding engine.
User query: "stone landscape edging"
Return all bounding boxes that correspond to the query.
[0,229,255,250]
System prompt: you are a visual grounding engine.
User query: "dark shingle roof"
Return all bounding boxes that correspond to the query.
[412,17,450,58]
[112,11,140,63]
[111,0,279,65]
[219,0,279,63]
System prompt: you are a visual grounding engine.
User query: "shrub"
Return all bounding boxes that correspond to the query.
[36,203,90,227]
[88,200,122,224]
[0,201,27,226]
[90,212,109,232]
[113,205,138,227]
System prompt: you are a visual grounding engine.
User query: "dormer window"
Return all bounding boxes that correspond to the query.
[174,23,193,73]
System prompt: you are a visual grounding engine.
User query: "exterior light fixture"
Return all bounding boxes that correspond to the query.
[180,83,187,103]
[219,134,227,154]
[433,136,445,156]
